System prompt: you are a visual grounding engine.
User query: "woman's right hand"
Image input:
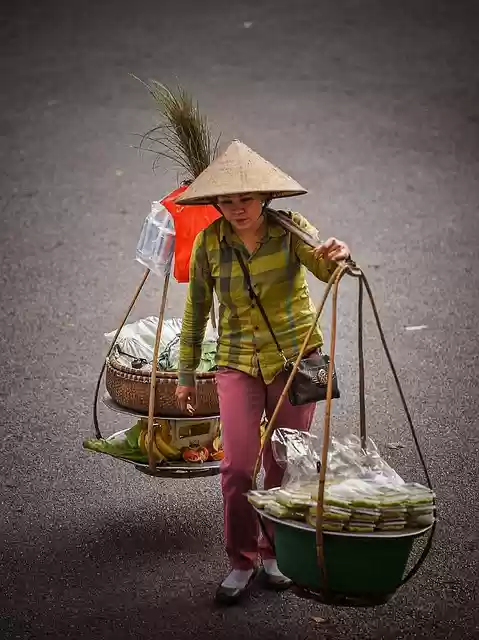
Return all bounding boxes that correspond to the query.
[175,385,197,414]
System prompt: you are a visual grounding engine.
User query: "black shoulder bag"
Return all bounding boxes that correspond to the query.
[234,249,340,406]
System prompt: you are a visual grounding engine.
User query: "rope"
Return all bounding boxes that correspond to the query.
[92,269,150,439]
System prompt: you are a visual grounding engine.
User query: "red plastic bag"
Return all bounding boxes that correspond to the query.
[162,186,221,283]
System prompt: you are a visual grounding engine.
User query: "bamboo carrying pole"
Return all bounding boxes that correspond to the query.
[147,272,171,471]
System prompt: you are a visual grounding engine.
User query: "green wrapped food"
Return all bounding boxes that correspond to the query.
[402,483,435,506]
[323,479,381,509]
[323,496,352,509]
[247,490,279,509]
[377,487,408,507]
[309,505,351,522]
[306,513,345,532]
[351,508,380,523]
[376,520,407,531]
[323,521,345,532]
[349,497,380,508]
[264,502,306,521]
[275,489,313,510]
[380,506,407,520]
[346,522,376,533]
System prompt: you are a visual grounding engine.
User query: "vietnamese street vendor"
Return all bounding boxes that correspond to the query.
[175,140,350,605]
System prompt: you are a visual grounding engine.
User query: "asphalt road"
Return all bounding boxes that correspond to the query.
[1,1,478,639]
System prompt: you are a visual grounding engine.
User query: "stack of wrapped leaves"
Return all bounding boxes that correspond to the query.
[247,478,435,534]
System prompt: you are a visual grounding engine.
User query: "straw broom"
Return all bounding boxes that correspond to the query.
[132,76,221,182]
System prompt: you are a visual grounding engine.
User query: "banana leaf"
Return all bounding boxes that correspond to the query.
[83,422,147,462]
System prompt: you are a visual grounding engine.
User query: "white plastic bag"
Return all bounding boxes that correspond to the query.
[104,317,218,372]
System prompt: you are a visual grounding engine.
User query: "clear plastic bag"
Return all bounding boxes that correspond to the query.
[104,317,217,372]
[327,434,405,486]
[104,317,181,364]
[271,428,320,491]
[272,429,405,493]
[135,201,176,276]
[251,429,434,532]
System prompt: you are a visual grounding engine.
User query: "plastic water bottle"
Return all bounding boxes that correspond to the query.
[136,201,176,276]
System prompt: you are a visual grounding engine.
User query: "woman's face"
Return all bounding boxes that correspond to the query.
[216,193,265,232]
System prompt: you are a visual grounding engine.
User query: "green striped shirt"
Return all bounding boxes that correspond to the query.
[178,210,338,386]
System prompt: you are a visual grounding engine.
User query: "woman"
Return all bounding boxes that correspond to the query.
[174,140,350,604]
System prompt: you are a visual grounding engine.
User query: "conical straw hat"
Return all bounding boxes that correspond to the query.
[175,139,307,205]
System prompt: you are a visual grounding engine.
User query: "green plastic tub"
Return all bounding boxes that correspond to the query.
[261,512,432,605]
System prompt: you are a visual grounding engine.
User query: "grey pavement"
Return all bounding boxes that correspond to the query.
[1,1,478,639]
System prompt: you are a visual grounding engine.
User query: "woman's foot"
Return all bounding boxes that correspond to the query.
[261,559,293,591]
[215,568,258,605]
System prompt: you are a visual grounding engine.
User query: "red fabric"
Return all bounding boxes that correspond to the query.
[215,368,316,569]
[161,186,221,283]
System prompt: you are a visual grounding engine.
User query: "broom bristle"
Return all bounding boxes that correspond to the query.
[133,76,221,181]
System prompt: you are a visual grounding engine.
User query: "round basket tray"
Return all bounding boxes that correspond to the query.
[256,508,433,606]
[101,392,220,421]
[105,353,219,418]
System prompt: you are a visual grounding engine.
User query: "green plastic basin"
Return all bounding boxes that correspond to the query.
[262,513,431,602]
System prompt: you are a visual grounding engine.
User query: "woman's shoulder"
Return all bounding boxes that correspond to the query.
[269,208,319,235]
[202,216,222,240]
[193,217,222,249]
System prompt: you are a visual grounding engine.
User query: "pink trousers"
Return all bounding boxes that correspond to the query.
[215,367,316,570]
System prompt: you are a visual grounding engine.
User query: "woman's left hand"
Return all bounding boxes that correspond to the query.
[314,237,350,262]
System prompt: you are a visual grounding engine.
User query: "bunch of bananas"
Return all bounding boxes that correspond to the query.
[137,421,182,462]
[136,419,225,464]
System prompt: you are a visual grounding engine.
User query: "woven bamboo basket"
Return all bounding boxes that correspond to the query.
[105,353,219,417]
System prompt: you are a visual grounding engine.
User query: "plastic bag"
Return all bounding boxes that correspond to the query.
[104,317,181,363]
[272,430,405,490]
[271,429,408,523]
[135,201,176,276]
[250,430,435,532]
[271,428,320,491]
[326,434,405,486]
[162,186,221,283]
[104,317,217,372]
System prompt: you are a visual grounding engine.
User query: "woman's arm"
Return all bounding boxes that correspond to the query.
[290,211,349,283]
[178,231,214,387]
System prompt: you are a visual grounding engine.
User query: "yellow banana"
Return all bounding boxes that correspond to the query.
[145,430,166,461]
[154,430,182,460]
[159,420,172,445]
[138,430,147,455]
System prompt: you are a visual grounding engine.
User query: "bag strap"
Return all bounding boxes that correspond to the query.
[233,248,287,363]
